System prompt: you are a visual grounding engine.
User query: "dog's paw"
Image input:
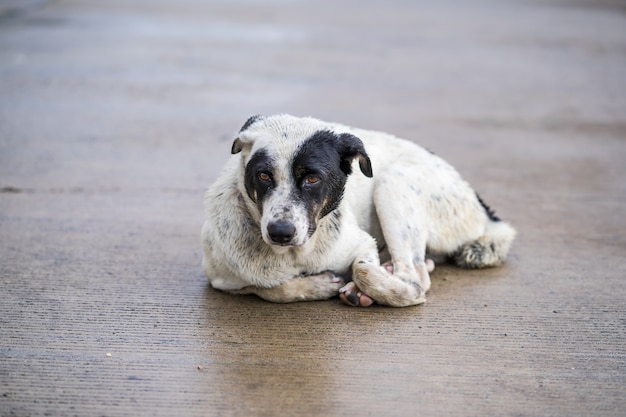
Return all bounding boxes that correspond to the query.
[301,272,347,301]
[339,282,375,307]
[240,272,346,303]
[352,262,426,307]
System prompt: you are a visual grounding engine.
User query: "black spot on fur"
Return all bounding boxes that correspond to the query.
[328,210,342,234]
[410,185,422,195]
[239,115,263,132]
[476,193,501,222]
[219,219,233,233]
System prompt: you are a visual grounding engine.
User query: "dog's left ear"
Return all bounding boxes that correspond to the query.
[338,133,373,177]
[232,115,264,154]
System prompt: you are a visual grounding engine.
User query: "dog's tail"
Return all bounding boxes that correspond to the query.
[453,196,516,268]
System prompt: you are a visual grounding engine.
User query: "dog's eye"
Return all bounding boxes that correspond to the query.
[305,175,320,185]
[258,172,271,182]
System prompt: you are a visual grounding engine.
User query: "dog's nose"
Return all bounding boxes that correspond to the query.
[267,221,296,244]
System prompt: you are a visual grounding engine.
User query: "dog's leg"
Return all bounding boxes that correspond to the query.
[339,241,429,308]
[345,171,434,307]
[339,258,435,307]
[350,251,430,307]
[230,272,346,303]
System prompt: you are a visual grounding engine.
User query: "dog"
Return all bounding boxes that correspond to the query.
[201,114,516,307]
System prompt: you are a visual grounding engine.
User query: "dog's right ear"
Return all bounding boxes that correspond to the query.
[231,136,250,154]
[338,133,373,178]
[232,115,263,154]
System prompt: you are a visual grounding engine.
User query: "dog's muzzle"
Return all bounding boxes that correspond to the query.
[267,220,296,245]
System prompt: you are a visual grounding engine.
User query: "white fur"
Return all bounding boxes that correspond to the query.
[202,115,516,306]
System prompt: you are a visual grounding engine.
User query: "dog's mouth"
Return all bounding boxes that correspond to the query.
[265,237,308,251]
[267,234,310,247]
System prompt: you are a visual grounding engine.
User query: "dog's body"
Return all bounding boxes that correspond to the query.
[202,115,516,307]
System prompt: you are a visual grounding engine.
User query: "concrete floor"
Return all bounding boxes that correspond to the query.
[1,0,625,416]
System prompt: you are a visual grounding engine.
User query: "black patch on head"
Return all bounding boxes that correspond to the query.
[476,193,501,222]
[291,131,346,222]
[291,131,370,225]
[244,149,275,210]
[239,115,263,133]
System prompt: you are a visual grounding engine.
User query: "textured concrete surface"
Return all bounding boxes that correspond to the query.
[1,0,625,416]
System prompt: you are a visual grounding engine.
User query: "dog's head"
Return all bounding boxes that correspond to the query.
[231,114,372,248]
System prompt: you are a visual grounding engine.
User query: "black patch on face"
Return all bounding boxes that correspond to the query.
[244,149,275,211]
[291,130,370,225]
[292,131,348,223]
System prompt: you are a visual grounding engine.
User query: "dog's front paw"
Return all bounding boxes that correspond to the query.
[352,262,426,307]
[237,272,346,303]
[262,272,346,303]
[303,272,346,301]
[339,281,375,307]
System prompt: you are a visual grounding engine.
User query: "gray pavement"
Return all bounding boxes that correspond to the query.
[1,0,625,416]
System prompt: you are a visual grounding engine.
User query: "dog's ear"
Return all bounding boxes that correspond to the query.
[231,136,251,154]
[232,115,264,154]
[338,133,373,177]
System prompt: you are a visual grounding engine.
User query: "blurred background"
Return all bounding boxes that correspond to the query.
[1,1,625,416]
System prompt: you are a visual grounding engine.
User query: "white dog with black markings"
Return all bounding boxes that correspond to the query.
[202,114,516,307]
